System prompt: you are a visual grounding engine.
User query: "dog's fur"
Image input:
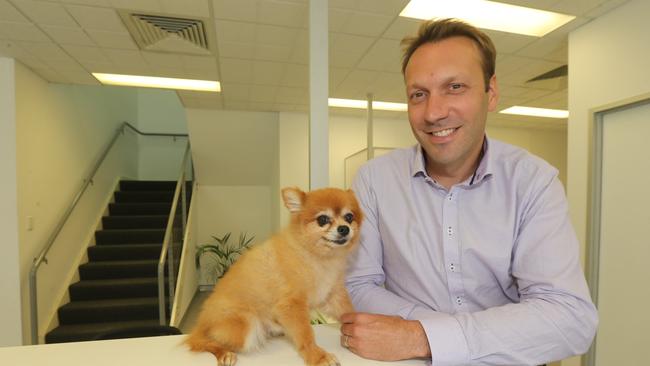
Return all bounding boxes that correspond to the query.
[186,187,363,366]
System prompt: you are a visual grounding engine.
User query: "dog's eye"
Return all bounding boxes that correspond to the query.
[316,215,330,227]
[343,213,354,223]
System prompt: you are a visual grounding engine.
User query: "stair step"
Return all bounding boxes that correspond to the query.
[108,202,172,216]
[88,243,162,261]
[120,180,178,192]
[79,260,159,280]
[45,319,162,343]
[69,277,161,301]
[102,215,168,229]
[95,229,165,245]
[58,297,162,325]
[114,191,175,203]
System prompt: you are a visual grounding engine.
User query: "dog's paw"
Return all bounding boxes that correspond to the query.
[307,351,340,366]
[217,351,237,366]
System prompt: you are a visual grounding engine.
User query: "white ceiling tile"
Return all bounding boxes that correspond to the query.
[85,30,138,49]
[41,26,95,46]
[258,0,307,28]
[252,60,284,85]
[490,31,536,55]
[16,41,72,60]
[31,67,69,83]
[256,24,299,47]
[496,55,534,76]
[108,0,161,12]
[280,63,307,87]
[219,57,253,83]
[148,66,186,78]
[220,83,250,101]
[77,59,115,72]
[329,8,394,37]
[329,67,349,89]
[17,56,49,69]
[0,21,49,41]
[0,0,30,23]
[549,0,609,16]
[223,100,249,110]
[254,44,292,62]
[329,0,408,16]
[275,85,306,104]
[219,41,255,59]
[382,16,420,40]
[142,51,184,68]
[103,48,147,67]
[11,0,78,27]
[58,0,111,6]
[212,0,256,22]
[58,69,100,84]
[183,69,219,79]
[46,59,88,72]
[182,55,217,71]
[356,38,401,72]
[368,72,405,101]
[249,85,277,102]
[499,59,564,86]
[159,0,210,18]
[60,44,109,62]
[583,0,629,18]
[215,20,256,44]
[0,40,30,58]
[66,5,127,32]
[516,36,567,62]
[335,69,379,97]
[248,101,274,111]
[542,17,591,38]
[330,33,375,68]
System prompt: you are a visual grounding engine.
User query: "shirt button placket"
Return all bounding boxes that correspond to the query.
[443,189,465,310]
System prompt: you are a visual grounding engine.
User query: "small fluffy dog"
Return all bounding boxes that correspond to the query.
[186,187,363,366]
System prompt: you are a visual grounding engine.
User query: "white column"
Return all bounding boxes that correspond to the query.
[308,0,329,189]
[0,57,23,346]
[366,93,374,160]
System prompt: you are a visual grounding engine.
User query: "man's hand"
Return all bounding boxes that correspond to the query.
[339,312,431,361]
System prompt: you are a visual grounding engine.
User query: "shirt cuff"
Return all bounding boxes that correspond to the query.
[409,307,470,365]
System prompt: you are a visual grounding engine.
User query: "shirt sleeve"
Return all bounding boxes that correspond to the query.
[347,163,598,365]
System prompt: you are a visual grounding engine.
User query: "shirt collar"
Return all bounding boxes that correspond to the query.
[410,136,494,185]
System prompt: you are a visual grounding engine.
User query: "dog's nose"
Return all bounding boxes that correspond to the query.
[337,225,350,236]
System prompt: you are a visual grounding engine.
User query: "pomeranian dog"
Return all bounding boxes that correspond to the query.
[186,187,363,366]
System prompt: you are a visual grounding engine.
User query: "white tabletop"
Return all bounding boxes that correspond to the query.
[0,324,427,365]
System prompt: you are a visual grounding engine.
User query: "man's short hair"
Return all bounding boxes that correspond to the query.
[401,18,497,90]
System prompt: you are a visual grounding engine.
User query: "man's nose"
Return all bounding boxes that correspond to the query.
[424,94,449,122]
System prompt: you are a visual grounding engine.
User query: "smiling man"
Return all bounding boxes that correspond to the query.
[341,19,598,365]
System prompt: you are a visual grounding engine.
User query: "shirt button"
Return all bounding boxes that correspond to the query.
[447,226,453,236]
[448,193,453,201]
[456,296,463,305]
[449,263,456,271]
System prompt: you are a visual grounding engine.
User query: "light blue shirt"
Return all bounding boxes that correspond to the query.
[347,138,598,365]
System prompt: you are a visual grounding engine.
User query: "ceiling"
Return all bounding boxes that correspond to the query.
[0,0,630,130]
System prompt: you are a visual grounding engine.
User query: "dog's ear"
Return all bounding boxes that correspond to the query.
[282,187,305,213]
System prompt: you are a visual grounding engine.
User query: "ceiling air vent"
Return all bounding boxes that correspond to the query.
[120,11,216,55]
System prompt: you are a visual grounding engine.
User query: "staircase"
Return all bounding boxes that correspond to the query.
[45,180,184,343]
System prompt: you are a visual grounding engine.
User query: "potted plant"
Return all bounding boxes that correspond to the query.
[195,232,255,288]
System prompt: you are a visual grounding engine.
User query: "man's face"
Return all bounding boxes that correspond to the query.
[404,36,498,175]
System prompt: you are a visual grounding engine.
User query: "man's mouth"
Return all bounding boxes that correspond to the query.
[429,127,459,137]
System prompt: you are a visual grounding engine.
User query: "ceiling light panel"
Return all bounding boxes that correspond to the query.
[499,106,568,118]
[399,0,575,37]
[92,73,221,92]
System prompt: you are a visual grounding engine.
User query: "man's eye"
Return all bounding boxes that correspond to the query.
[317,215,330,227]
[410,91,425,100]
[449,83,464,91]
[344,213,354,223]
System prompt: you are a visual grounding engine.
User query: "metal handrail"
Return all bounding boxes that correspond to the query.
[29,121,187,344]
[158,143,191,324]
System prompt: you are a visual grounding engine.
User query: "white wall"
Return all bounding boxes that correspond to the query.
[136,89,189,181]
[568,1,650,365]
[14,62,139,344]
[0,57,23,346]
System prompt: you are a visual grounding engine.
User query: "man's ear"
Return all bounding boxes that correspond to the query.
[282,187,305,213]
[486,74,499,112]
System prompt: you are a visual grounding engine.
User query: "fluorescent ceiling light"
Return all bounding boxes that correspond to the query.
[328,98,407,112]
[399,0,575,37]
[92,73,221,92]
[500,106,568,119]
